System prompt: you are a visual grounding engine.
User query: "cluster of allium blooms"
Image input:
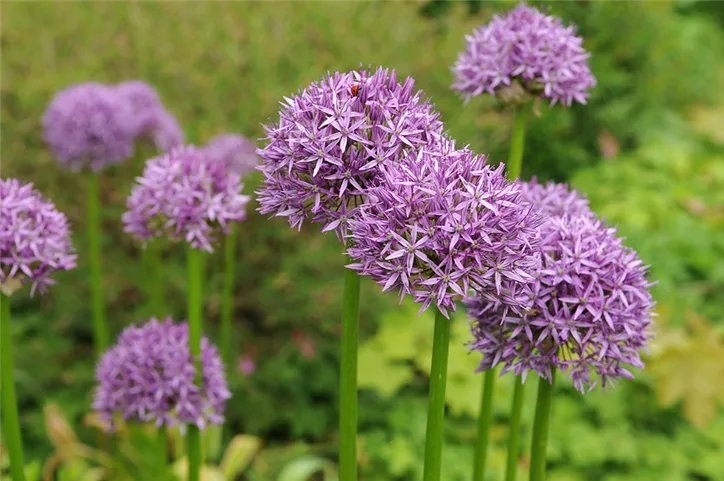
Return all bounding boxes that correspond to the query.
[467,214,655,392]
[93,317,230,430]
[122,146,250,252]
[0,178,77,296]
[452,3,596,106]
[201,134,259,177]
[346,141,540,316]
[519,177,591,218]
[43,83,136,171]
[116,80,184,152]
[257,66,445,237]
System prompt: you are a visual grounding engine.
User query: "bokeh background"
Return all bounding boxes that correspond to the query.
[2,1,724,480]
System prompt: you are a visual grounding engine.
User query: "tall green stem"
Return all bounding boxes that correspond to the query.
[220,224,237,370]
[157,425,167,478]
[529,371,555,481]
[472,368,496,481]
[507,106,527,180]
[142,242,164,318]
[88,173,108,354]
[422,308,451,481]
[339,251,361,481]
[186,247,203,481]
[1,294,26,481]
[505,377,526,481]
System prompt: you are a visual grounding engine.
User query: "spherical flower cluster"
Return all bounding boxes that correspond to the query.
[452,3,596,106]
[257,66,445,237]
[0,178,77,296]
[116,81,184,152]
[347,141,540,316]
[467,214,655,392]
[519,178,591,218]
[122,146,250,252]
[201,134,259,177]
[93,317,231,431]
[43,83,136,171]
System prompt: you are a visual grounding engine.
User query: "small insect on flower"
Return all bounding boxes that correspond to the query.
[350,84,360,97]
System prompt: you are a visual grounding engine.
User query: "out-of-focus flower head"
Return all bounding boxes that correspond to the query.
[115,80,184,152]
[43,82,136,171]
[467,214,655,392]
[0,178,77,296]
[347,139,540,317]
[452,3,596,106]
[93,317,230,431]
[257,66,445,238]
[201,134,259,177]
[122,145,250,252]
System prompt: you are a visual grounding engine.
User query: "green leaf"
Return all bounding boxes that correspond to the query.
[276,455,338,481]
[220,435,262,480]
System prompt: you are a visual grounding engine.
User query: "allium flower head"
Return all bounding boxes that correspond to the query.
[122,145,250,252]
[116,81,185,152]
[201,134,259,177]
[347,140,539,316]
[257,66,445,237]
[0,178,77,296]
[520,178,591,218]
[93,317,231,431]
[43,83,136,171]
[467,214,655,392]
[452,3,596,106]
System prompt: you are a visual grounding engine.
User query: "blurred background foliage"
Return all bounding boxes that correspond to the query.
[2,1,724,480]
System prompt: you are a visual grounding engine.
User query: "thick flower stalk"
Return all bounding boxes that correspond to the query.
[452,3,596,106]
[42,83,136,171]
[116,80,184,152]
[93,317,231,430]
[122,145,250,253]
[202,134,259,177]
[468,212,654,392]
[347,141,540,317]
[1,179,77,481]
[257,66,445,238]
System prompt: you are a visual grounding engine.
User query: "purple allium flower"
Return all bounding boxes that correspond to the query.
[93,317,231,431]
[467,214,655,392]
[122,145,250,252]
[452,3,596,106]
[115,81,185,152]
[257,66,445,237]
[347,140,539,316]
[0,178,77,296]
[519,178,591,218]
[43,83,136,171]
[201,134,259,177]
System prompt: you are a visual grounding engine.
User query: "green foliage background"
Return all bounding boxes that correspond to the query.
[2,1,724,480]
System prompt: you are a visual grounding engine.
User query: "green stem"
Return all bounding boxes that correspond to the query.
[472,368,496,481]
[186,247,203,481]
[157,425,167,478]
[88,173,108,354]
[529,371,556,481]
[339,252,361,481]
[422,308,451,481]
[507,106,527,181]
[505,377,526,481]
[220,225,237,370]
[1,294,26,481]
[143,242,164,318]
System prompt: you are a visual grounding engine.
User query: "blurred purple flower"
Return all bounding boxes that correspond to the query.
[467,214,655,392]
[257,66,445,238]
[93,317,231,431]
[238,355,256,376]
[43,83,136,171]
[201,134,259,177]
[122,145,250,252]
[347,140,540,316]
[0,178,77,296]
[115,80,184,152]
[452,3,596,106]
[520,178,591,218]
